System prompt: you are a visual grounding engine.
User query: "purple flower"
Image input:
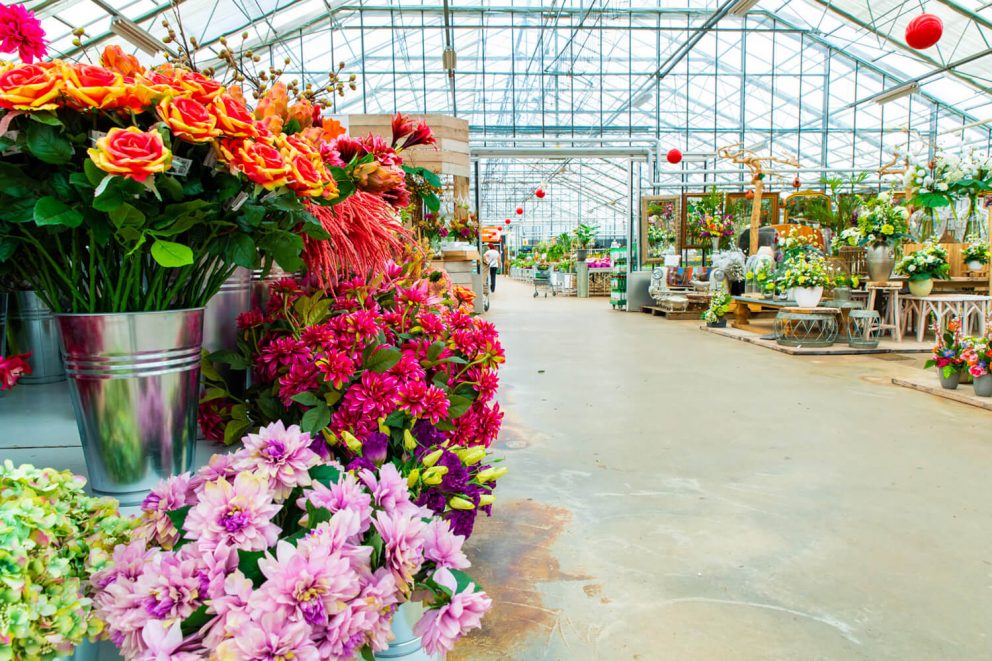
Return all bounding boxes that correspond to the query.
[437,451,469,492]
[414,569,492,656]
[362,431,389,465]
[445,507,478,538]
[416,488,446,515]
[184,472,281,553]
[236,421,320,499]
[413,419,447,448]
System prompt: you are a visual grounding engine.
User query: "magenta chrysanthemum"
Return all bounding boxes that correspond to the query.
[0,3,46,63]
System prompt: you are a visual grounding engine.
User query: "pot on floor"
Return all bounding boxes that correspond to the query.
[938,367,961,390]
[56,308,203,503]
[973,374,992,398]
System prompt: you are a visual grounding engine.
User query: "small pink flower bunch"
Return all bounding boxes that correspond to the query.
[92,421,492,660]
[0,3,47,63]
[0,351,31,390]
[963,337,992,378]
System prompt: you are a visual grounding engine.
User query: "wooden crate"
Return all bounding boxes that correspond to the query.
[589,271,611,296]
[903,242,989,278]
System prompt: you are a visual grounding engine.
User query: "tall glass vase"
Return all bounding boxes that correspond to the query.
[911,208,938,241]
[961,196,986,241]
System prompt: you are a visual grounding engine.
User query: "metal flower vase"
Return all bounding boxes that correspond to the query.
[865,245,895,282]
[6,290,66,384]
[203,268,252,396]
[973,374,992,398]
[376,602,437,660]
[56,308,203,503]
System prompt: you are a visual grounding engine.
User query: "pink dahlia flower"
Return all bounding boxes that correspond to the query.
[136,621,199,661]
[372,509,426,585]
[253,540,360,626]
[361,463,415,516]
[317,567,399,658]
[301,471,373,533]
[414,571,492,656]
[136,473,195,550]
[215,612,320,661]
[237,421,319,498]
[422,518,470,570]
[184,472,281,552]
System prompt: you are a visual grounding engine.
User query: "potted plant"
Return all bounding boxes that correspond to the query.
[963,338,992,397]
[0,462,132,660]
[828,272,859,301]
[92,422,493,660]
[895,240,950,297]
[924,317,966,389]
[780,254,828,308]
[702,288,732,328]
[857,194,910,281]
[574,223,598,261]
[0,44,341,497]
[963,236,990,271]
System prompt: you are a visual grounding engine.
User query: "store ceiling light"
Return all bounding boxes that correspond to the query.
[110,16,175,56]
[875,82,919,105]
[728,0,762,17]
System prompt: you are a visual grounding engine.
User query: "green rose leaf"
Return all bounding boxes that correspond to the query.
[109,203,146,229]
[33,196,84,228]
[151,239,194,267]
[230,232,257,268]
[26,121,73,164]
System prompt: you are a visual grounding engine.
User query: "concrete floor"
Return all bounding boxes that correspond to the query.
[454,276,992,661]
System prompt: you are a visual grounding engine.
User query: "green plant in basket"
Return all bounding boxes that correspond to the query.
[895,240,950,281]
[701,288,732,324]
[963,237,990,266]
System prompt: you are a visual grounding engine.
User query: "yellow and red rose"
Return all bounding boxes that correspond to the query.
[286,151,334,198]
[210,95,258,139]
[175,70,224,104]
[61,63,125,109]
[218,138,291,190]
[157,96,221,143]
[0,63,61,111]
[87,127,172,183]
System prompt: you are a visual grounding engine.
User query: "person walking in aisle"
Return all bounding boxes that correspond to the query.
[483,245,501,293]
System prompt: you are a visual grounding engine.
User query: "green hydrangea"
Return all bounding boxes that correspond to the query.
[0,461,133,660]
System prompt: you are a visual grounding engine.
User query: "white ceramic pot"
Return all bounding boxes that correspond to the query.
[966,260,985,271]
[908,278,934,297]
[794,286,824,308]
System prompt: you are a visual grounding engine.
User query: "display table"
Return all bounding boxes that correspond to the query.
[732,296,797,326]
[901,294,992,342]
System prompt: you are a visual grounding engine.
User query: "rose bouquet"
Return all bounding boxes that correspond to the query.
[925,317,965,380]
[857,194,910,247]
[0,461,132,659]
[201,262,506,537]
[0,48,337,312]
[895,240,950,281]
[92,422,492,660]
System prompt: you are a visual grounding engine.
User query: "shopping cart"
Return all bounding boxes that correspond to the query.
[532,267,556,298]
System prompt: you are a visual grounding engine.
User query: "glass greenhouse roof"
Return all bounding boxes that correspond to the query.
[28,0,992,240]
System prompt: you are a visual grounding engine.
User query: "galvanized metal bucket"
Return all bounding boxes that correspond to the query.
[203,268,252,354]
[6,290,66,384]
[56,308,203,502]
[252,265,290,312]
[375,602,436,660]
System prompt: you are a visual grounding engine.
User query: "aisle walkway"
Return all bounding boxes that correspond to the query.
[455,276,992,660]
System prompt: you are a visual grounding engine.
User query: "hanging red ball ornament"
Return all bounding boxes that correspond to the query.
[792,176,802,189]
[516,207,524,215]
[535,188,546,199]
[505,219,511,225]
[666,148,683,165]
[905,13,943,50]
[745,189,755,200]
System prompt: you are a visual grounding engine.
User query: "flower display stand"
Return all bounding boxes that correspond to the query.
[901,294,992,343]
[865,282,903,341]
[774,307,841,347]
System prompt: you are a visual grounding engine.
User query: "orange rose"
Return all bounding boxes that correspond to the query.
[255,81,288,122]
[138,67,184,97]
[227,84,248,107]
[175,70,224,104]
[157,96,220,143]
[218,138,291,190]
[88,127,172,183]
[62,63,125,109]
[0,63,61,111]
[258,114,284,136]
[100,45,145,79]
[210,95,258,139]
[287,99,314,129]
[276,134,321,164]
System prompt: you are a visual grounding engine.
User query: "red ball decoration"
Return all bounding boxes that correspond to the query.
[745,189,755,200]
[535,188,546,199]
[666,148,683,165]
[905,13,943,50]
[505,219,511,225]
[792,176,802,189]
[515,207,524,215]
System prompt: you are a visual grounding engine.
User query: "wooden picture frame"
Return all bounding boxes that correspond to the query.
[725,192,780,229]
[782,191,832,226]
[640,195,680,265]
